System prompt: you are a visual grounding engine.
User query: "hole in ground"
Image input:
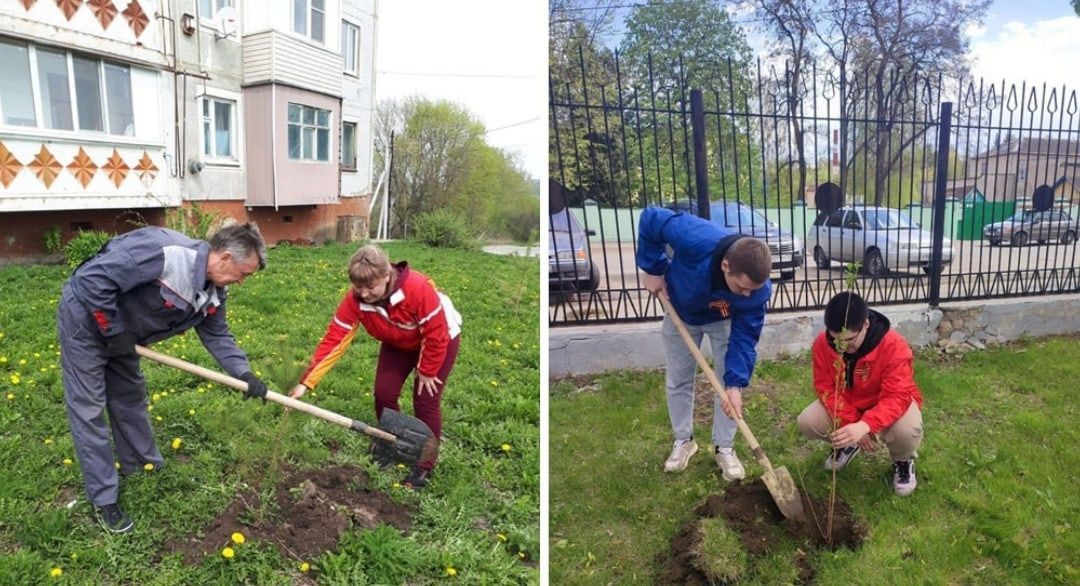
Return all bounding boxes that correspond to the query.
[656,478,866,584]
[163,464,413,566]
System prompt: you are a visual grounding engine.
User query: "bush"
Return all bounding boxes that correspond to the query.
[64,230,112,268]
[409,209,478,250]
[165,203,223,240]
[43,226,62,255]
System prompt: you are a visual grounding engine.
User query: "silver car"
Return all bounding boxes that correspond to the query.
[983,209,1078,246]
[807,206,953,276]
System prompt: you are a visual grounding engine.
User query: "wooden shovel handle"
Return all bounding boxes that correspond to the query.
[135,345,397,443]
[656,295,776,474]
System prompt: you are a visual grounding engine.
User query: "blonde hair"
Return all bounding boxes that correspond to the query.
[348,245,395,291]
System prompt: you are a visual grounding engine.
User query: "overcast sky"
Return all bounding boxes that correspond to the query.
[375,0,547,179]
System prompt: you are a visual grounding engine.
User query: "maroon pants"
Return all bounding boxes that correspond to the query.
[374,336,460,470]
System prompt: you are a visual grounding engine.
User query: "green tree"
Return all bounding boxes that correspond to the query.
[375,97,537,242]
[618,0,761,208]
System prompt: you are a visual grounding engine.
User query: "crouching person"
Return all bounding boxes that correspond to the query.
[798,292,924,496]
[58,224,269,533]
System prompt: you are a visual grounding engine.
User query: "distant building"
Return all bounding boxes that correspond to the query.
[0,0,376,262]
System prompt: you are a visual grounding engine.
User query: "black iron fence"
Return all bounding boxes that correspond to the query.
[549,49,1080,325]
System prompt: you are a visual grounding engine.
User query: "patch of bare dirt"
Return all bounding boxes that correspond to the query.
[163,464,412,565]
[656,479,866,584]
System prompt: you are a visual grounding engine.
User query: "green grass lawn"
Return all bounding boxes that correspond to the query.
[0,241,539,584]
[551,335,1079,584]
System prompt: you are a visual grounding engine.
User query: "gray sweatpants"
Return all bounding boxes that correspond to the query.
[57,284,163,507]
[661,315,738,448]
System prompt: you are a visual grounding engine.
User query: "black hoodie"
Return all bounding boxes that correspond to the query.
[826,309,891,388]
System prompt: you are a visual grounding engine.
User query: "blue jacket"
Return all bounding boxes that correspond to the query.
[636,206,771,388]
[65,227,252,378]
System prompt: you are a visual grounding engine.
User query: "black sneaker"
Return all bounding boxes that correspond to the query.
[95,503,133,533]
[824,445,861,471]
[893,459,917,496]
[403,467,430,490]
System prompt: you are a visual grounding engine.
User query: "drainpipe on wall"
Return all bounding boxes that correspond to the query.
[271,83,278,211]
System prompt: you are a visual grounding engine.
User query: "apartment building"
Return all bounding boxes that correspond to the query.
[0,0,376,261]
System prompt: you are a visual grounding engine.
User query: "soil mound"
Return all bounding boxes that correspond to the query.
[164,464,412,565]
[657,479,866,584]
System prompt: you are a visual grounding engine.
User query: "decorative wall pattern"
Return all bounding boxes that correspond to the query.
[87,0,117,29]
[22,0,147,38]
[0,140,160,190]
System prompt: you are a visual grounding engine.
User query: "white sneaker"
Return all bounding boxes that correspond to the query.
[664,440,698,472]
[714,446,746,481]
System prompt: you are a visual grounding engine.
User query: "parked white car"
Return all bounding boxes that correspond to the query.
[807,206,953,276]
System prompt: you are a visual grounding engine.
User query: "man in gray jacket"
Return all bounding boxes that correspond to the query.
[57,223,270,533]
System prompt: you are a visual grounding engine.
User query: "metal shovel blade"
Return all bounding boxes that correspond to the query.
[371,409,439,466]
[762,465,807,522]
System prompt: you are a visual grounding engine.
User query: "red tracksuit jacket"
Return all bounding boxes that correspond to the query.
[300,263,461,388]
[811,329,924,433]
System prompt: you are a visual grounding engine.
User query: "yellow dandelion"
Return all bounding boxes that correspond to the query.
[114,462,120,470]
[147,405,153,412]
[171,438,182,450]
[144,463,154,471]
[396,463,407,470]
[70,552,78,560]
[6,393,14,400]
[155,416,163,422]
[62,458,72,466]
[490,380,498,388]
[497,533,507,542]
[446,567,458,577]
[392,482,401,489]
[501,443,512,453]
[231,532,245,545]
[10,375,19,385]
[512,343,520,349]
[18,359,26,365]
[161,391,168,398]
[299,561,310,573]
[188,409,196,416]
[0,356,6,363]
[50,568,62,578]
[33,352,40,358]
[44,438,53,445]
[518,551,526,559]
[221,547,234,559]
[151,393,161,402]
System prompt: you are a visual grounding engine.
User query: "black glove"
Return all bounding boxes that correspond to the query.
[239,372,268,402]
[105,331,138,358]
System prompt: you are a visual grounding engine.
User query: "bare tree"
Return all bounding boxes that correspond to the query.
[748,0,990,205]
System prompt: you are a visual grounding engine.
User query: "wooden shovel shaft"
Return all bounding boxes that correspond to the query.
[134,345,397,443]
[657,295,776,475]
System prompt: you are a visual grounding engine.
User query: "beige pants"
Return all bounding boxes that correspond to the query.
[797,400,924,460]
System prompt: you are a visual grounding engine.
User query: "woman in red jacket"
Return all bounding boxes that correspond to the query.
[290,245,462,489]
[797,292,924,496]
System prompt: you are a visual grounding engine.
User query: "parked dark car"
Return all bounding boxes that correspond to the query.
[548,209,600,291]
[666,201,804,280]
[983,209,1078,246]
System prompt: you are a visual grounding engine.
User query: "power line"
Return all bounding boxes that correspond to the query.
[378,70,537,79]
[485,118,542,134]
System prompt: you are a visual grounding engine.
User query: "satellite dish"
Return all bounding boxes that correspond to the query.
[213,6,239,40]
[815,182,844,214]
[1031,184,1054,212]
[549,179,566,214]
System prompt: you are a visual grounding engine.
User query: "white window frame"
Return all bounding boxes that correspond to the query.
[287,102,332,163]
[341,20,360,76]
[292,0,326,44]
[198,88,241,166]
[341,119,357,170]
[198,0,233,21]
[0,42,134,136]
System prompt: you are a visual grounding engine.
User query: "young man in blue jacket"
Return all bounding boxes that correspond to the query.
[637,206,773,479]
[57,223,270,533]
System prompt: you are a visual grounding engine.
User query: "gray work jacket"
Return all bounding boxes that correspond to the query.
[66,227,251,378]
